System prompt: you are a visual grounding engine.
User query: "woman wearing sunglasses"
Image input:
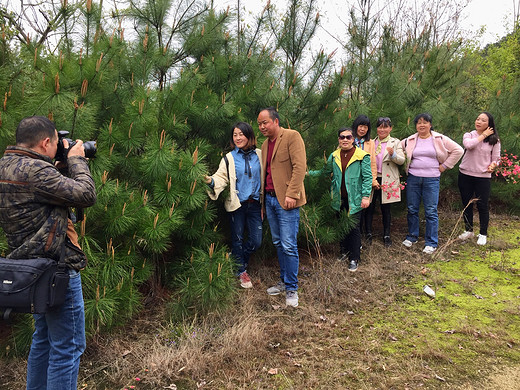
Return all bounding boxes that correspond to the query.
[308,127,372,272]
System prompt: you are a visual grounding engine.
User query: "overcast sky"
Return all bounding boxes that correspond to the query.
[219,0,517,52]
[460,0,517,44]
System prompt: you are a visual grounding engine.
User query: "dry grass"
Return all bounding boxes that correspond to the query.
[2,209,520,389]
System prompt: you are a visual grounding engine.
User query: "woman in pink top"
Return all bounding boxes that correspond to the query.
[400,113,463,254]
[458,112,501,246]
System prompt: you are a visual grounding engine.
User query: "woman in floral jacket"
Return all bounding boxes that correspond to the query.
[365,117,405,247]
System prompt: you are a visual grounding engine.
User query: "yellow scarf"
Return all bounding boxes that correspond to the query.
[375,135,390,155]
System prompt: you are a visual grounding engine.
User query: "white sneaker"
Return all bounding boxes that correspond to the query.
[286,291,299,307]
[477,234,487,245]
[402,239,415,248]
[267,281,285,296]
[423,246,436,254]
[458,231,474,240]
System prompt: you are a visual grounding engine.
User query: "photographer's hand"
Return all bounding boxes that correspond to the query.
[68,140,86,158]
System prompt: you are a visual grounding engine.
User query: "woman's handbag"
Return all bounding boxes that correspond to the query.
[0,246,69,320]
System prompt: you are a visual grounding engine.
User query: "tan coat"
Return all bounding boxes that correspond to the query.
[261,127,306,209]
[361,139,378,187]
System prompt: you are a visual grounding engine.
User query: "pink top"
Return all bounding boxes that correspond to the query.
[459,130,501,178]
[408,137,441,177]
[401,131,464,174]
[374,139,387,174]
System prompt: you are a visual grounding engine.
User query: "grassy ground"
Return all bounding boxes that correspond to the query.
[1,210,519,389]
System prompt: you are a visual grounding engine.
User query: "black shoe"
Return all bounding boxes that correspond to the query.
[365,233,373,245]
[337,253,348,262]
[383,236,392,247]
[348,260,358,272]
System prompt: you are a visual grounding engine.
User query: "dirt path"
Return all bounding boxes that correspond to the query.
[457,366,520,389]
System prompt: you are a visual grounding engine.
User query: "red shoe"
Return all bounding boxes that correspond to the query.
[239,271,253,289]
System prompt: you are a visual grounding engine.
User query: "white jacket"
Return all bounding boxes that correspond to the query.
[207,149,263,212]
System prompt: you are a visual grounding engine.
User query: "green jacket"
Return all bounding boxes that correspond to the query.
[309,147,372,214]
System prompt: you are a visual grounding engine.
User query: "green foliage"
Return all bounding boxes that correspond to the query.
[169,244,236,321]
[1,314,34,358]
[1,0,520,354]
[374,224,520,365]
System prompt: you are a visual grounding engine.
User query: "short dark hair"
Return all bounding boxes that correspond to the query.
[413,113,434,130]
[480,112,499,146]
[230,122,257,150]
[16,116,57,147]
[352,115,371,140]
[259,106,280,122]
[337,127,353,137]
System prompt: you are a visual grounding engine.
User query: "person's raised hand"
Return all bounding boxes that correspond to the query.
[68,140,85,158]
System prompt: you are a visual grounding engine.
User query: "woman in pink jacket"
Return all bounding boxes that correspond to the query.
[458,112,501,246]
[401,113,463,254]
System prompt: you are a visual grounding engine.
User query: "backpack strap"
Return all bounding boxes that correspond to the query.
[223,154,230,180]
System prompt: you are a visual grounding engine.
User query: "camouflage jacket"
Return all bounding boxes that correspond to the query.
[0,146,96,270]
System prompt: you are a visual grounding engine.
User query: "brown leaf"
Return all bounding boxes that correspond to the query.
[268,368,279,375]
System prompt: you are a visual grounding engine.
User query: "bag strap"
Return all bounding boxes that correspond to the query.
[3,308,12,321]
[223,154,230,180]
[57,238,68,270]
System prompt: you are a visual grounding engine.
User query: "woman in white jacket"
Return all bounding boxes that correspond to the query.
[365,117,405,247]
[204,122,264,288]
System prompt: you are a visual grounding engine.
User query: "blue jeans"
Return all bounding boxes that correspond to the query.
[27,270,86,390]
[230,200,262,274]
[406,174,440,247]
[265,194,300,291]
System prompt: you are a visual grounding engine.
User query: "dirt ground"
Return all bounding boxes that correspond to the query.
[457,366,520,389]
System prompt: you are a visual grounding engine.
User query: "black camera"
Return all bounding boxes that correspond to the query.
[55,130,97,161]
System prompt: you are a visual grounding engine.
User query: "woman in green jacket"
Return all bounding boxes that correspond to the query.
[309,127,373,272]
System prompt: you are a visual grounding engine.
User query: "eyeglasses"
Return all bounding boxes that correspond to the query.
[378,117,391,123]
[338,134,353,140]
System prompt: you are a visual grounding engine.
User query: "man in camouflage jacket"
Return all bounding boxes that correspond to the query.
[0,116,96,390]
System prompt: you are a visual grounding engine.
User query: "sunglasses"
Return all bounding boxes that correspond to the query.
[338,134,353,140]
[378,117,392,124]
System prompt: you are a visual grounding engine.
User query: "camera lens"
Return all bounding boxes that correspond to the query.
[83,141,97,159]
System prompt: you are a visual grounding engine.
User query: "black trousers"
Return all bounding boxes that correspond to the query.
[364,177,392,237]
[458,172,491,235]
[340,197,361,261]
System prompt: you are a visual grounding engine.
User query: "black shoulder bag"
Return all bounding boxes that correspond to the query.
[0,242,70,320]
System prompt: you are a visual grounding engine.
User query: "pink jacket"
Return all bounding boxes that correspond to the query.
[400,131,463,174]
[459,130,501,178]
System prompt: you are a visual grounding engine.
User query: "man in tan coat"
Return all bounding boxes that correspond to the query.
[257,107,306,307]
